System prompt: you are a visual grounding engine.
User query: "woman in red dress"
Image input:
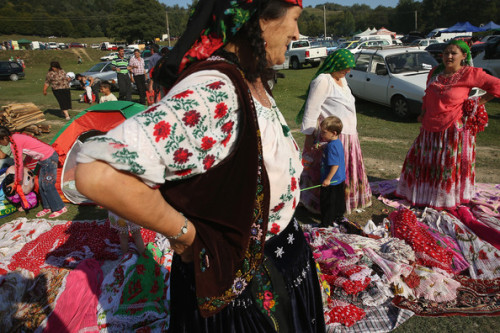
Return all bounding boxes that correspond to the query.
[396,40,500,209]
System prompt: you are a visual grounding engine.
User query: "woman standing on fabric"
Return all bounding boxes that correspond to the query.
[43,61,72,120]
[75,1,325,332]
[297,49,372,215]
[396,40,500,209]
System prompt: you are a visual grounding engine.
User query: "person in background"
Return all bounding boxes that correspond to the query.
[75,74,98,103]
[298,49,371,215]
[78,56,83,65]
[319,116,346,228]
[99,81,118,103]
[129,49,147,105]
[147,44,164,101]
[43,61,71,120]
[147,44,162,70]
[108,211,145,255]
[111,46,132,101]
[396,40,500,209]
[75,0,325,331]
[0,126,67,218]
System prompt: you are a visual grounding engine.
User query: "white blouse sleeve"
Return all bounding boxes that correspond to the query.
[301,74,330,135]
[77,70,240,187]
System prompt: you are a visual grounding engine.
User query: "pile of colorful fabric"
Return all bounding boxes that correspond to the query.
[1,181,499,331]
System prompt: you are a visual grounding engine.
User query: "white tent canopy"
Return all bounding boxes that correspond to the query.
[354,28,375,37]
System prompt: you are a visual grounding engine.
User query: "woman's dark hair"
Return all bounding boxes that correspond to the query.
[49,61,61,71]
[0,125,11,140]
[223,0,293,82]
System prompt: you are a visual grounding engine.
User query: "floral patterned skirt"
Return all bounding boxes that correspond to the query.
[168,220,325,332]
[396,122,476,210]
[300,133,372,214]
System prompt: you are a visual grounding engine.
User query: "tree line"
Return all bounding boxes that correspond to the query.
[0,0,498,41]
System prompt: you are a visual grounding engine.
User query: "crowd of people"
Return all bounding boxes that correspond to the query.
[3,0,500,331]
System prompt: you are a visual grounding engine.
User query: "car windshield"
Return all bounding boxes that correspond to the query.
[386,52,437,74]
[347,41,360,49]
[87,63,109,72]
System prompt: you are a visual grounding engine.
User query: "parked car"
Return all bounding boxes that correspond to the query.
[311,40,338,55]
[425,42,448,63]
[70,62,119,90]
[100,52,119,61]
[0,61,25,81]
[346,46,438,118]
[47,42,58,49]
[400,34,424,45]
[91,43,100,49]
[286,39,327,69]
[473,36,500,78]
[338,40,357,49]
[410,38,439,47]
[347,39,391,54]
[58,43,69,49]
[69,42,85,48]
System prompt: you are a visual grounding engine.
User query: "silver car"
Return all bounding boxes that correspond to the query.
[70,62,119,90]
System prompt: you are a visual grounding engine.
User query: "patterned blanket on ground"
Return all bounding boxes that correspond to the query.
[0,218,171,332]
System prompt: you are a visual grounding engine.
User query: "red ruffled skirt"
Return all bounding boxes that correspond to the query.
[396,121,475,210]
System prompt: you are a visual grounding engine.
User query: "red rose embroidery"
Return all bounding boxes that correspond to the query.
[207,81,225,90]
[221,121,234,133]
[478,250,488,260]
[272,202,284,212]
[201,136,216,150]
[143,105,160,113]
[183,110,201,127]
[292,198,296,209]
[203,155,215,170]
[221,133,232,147]
[175,169,192,177]
[173,148,193,164]
[270,223,280,234]
[173,89,193,99]
[291,177,297,191]
[153,121,171,142]
[214,102,228,119]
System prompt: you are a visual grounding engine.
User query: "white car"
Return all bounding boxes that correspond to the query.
[347,39,391,54]
[410,38,439,47]
[473,36,500,78]
[346,46,438,118]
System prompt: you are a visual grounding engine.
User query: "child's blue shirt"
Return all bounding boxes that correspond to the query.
[320,139,345,185]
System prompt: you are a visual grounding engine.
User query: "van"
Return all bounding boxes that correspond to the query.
[426,28,472,43]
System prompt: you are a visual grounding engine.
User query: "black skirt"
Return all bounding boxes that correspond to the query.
[168,219,325,332]
[52,88,72,110]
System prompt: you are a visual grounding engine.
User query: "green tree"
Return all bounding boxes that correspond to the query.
[107,0,166,43]
[338,11,356,36]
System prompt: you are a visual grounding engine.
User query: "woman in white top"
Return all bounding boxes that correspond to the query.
[74,1,325,332]
[297,49,372,215]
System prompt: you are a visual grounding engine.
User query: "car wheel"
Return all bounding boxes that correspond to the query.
[9,74,19,81]
[311,62,320,68]
[391,95,410,118]
[291,57,301,70]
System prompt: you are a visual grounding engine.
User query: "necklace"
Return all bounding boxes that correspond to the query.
[248,80,272,108]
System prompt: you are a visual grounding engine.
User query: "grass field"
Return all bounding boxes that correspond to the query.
[0,47,499,332]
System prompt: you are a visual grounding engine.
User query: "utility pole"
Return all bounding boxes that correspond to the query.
[323,5,327,38]
[166,11,171,47]
[415,10,417,31]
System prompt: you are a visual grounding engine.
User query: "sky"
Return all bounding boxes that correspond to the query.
[161,1,417,9]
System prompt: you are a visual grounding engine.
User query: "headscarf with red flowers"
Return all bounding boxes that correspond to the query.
[154,0,302,89]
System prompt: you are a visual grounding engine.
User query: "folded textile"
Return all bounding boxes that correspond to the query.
[448,206,500,250]
[43,259,103,333]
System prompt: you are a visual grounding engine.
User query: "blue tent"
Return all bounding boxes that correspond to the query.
[480,21,500,31]
[443,22,484,33]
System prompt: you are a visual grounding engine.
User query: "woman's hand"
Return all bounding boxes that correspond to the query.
[168,220,196,262]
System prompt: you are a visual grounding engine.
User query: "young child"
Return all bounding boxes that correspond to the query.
[319,116,346,228]
[99,81,117,103]
[108,211,145,255]
[0,126,67,218]
[76,74,96,103]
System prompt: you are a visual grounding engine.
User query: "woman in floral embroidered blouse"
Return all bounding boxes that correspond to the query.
[396,40,500,209]
[75,0,325,332]
[43,61,71,120]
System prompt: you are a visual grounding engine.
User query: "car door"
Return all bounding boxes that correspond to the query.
[0,62,9,77]
[346,53,371,96]
[363,55,390,104]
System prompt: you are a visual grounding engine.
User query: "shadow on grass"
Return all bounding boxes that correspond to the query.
[355,99,418,124]
[43,108,67,119]
[72,204,108,221]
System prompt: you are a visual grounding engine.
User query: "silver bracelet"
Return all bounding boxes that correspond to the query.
[166,213,188,240]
